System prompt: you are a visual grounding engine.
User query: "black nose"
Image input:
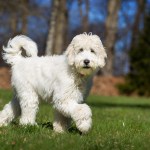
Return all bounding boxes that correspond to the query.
[84,59,90,65]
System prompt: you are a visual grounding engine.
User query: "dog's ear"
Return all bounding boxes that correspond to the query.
[92,35,107,68]
[64,43,75,66]
[98,46,107,68]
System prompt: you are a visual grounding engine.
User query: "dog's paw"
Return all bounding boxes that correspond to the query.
[53,120,70,133]
[0,112,8,127]
[72,104,92,134]
[0,122,8,127]
[53,122,66,133]
[19,118,37,126]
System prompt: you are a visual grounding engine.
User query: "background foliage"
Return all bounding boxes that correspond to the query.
[119,12,150,96]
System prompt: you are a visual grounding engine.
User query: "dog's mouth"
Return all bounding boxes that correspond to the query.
[82,66,91,69]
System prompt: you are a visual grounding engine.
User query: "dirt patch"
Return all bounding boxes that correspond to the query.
[90,76,124,96]
[0,67,11,89]
[0,67,125,96]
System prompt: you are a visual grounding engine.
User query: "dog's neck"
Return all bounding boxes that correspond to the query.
[68,65,94,100]
[70,66,91,87]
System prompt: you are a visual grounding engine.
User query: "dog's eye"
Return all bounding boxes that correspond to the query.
[79,48,83,52]
[91,49,95,53]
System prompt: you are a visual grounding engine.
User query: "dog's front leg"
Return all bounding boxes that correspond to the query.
[54,101,92,134]
[71,103,92,134]
[53,110,71,133]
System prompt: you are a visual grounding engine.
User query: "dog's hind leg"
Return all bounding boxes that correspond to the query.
[53,110,71,133]
[0,96,21,127]
[19,89,39,126]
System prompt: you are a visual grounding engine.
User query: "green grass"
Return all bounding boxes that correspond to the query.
[1,89,150,150]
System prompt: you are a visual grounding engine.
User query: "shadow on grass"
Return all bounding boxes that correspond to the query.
[41,122,53,129]
[89,102,150,109]
[7,121,81,135]
[41,122,82,135]
[68,126,82,135]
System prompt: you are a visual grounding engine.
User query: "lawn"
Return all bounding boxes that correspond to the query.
[0,89,150,150]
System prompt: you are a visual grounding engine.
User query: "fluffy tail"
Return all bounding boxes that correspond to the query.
[2,35,38,65]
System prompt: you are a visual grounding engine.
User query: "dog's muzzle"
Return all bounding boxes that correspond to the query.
[83,59,91,69]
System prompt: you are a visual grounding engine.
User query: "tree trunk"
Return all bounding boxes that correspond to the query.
[78,0,89,32]
[130,0,146,49]
[78,0,83,32]
[83,0,89,32]
[46,0,59,55]
[130,0,146,73]
[20,0,28,34]
[10,12,18,36]
[53,0,68,54]
[46,0,68,55]
[102,0,121,76]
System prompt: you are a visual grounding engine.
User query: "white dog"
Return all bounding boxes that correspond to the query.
[0,33,106,133]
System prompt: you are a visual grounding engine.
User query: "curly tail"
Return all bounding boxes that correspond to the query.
[2,35,38,65]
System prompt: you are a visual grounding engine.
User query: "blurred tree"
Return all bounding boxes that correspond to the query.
[130,0,146,50]
[84,0,89,32]
[78,0,89,32]
[103,0,121,76]
[45,0,59,55]
[78,0,83,32]
[119,12,150,96]
[46,0,68,55]
[20,0,29,34]
[0,0,29,36]
[10,8,18,36]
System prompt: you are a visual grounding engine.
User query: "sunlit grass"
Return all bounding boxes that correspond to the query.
[0,89,150,150]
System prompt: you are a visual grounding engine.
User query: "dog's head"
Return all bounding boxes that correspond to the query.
[65,33,107,76]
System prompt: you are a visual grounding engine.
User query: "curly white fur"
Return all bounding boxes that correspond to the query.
[0,33,106,133]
